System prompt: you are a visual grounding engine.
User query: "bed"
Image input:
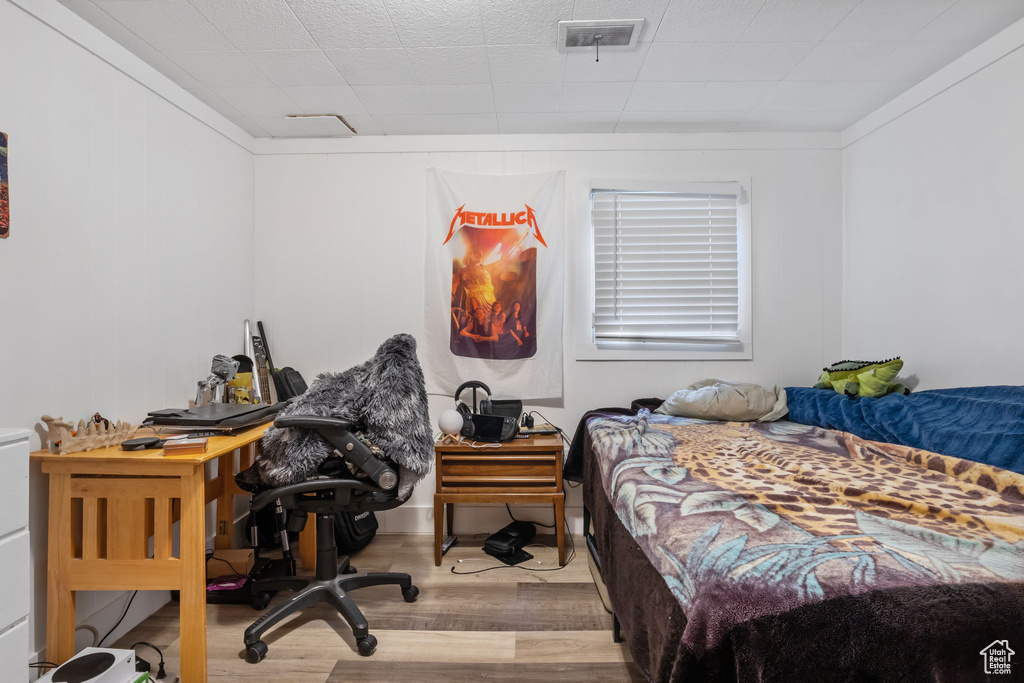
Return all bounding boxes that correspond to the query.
[571,399,1024,682]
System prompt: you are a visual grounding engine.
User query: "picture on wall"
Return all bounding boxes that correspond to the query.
[0,132,8,238]
[425,168,566,400]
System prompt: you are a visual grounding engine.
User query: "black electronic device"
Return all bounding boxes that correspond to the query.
[483,520,536,556]
[145,402,285,431]
[453,380,520,442]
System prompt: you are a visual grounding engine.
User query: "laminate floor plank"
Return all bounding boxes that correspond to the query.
[114,533,634,682]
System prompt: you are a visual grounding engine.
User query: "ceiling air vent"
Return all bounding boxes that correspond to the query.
[557,19,645,53]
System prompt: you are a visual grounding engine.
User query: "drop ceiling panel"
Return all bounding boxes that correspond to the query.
[252,115,353,137]
[186,0,317,50]
[280,86,368,115]
[57,0,1024,136]
[244,50,347,87]
[407,47,492,85]
[324,48,419,85]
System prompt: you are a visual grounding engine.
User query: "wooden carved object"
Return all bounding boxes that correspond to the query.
[41,414,137,454]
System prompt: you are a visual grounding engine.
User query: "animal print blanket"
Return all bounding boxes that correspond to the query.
[590,410,1024,656]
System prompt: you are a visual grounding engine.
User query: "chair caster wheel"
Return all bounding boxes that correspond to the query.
[245,641,268,663]
[402,585,419,603]
[343,564,357,574]
[357,634,377,656]
[252,592,271,610]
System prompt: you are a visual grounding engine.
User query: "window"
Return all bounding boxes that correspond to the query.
[576,179,751,360]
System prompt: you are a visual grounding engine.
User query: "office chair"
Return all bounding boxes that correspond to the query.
[243,414,419,662]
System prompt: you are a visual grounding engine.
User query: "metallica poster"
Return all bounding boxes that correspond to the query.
[425,168,565,399]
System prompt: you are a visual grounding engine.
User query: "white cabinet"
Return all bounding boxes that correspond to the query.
[0,429,30,683]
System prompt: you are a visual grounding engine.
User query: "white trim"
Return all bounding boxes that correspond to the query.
[843,14,1024,148]
[7,0,255,154]
[573,176,753,361]
[252,132,842,155]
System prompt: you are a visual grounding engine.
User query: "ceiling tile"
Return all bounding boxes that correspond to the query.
[493,83,564,112]
[733,108,868,131]
[479,0,573,45]
[244,49,346,87]
[558,112,620,132]
[280,85,368,114]
[560,82,634,112]
[251,115,353,136]
[739,0,860,42]
[624,81,706,111]
[134,45,205,89]
[407,47,492,85]
[324,48,418,85]
[755,80,850,110]
[166,50,273,88]
[375,113,499,135]
[383,0,485,47]
[690,81,774,110]
[828,80,916,111]
[185,87,244,117]
[285,0,401,49]
[350,84,429,114]
[95,0,235,52]
[655,0,765,43]
[571,0,671,42]
[912,0,1024,42]
[497,113,562,133]
[638,43,732,81]
[487,45,567,84]
[785,41,899,81]
[226,115,270,137]
[342,115,385,136]
[188,0,316,50]
[860,41,974,81]
[564,42,651,83]
[61,1,154,53]
[424,84,495,114]
[212,86,302,117]
[712,42,815,81]
[826,0,957,42]
[617,111,743,132]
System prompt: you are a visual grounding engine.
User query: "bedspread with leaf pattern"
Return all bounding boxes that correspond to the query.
[589,410,1024,653]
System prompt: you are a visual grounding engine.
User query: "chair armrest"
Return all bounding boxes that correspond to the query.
[274,413,398,491]
[274,414,355,431]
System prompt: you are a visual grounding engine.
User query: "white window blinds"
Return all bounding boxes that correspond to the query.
[592,186,741,344]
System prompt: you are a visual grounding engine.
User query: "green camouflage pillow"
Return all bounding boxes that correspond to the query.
[815,358,909,398]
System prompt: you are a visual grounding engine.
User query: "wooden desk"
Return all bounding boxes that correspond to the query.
[31,424,270,683]
[433,433,565,566]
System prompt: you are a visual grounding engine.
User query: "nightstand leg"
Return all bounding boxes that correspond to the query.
[446,502,455,536]
[434,494,444,566]
[554,493,566,566]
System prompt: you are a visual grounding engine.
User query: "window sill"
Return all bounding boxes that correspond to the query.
[575,342,752,361]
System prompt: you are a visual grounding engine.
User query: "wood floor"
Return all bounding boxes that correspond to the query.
[115,533,644,682]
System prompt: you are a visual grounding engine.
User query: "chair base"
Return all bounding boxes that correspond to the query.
[243,555,417,661]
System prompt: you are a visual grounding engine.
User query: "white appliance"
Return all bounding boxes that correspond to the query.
[37,648,144,683]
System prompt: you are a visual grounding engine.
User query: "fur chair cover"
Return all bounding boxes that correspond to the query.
[249,334,433,498]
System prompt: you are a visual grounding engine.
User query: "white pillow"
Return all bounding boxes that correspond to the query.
[655,379,788,422]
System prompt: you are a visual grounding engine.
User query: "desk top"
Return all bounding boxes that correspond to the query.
[30,422,271,465]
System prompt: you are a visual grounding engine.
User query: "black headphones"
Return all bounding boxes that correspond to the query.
[454,380,492,438]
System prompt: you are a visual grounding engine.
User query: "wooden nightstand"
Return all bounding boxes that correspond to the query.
[434,432,565,566]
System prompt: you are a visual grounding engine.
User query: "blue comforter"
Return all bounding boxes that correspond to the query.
[786,385,1024,475]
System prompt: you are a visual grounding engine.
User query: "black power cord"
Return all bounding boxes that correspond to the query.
[97,590,138,648]
[132,641,167,679]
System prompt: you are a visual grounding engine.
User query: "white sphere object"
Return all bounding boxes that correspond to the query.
[438,409,464,436]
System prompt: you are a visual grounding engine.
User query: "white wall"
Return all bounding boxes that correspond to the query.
[0,0,254,665]
[253,135,843,533]
[842,21,1024,389]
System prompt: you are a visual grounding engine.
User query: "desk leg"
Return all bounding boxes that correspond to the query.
[46,472,75,664]
[179,466,208,683]
[554,493,566,566]
[433,494,444,566]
